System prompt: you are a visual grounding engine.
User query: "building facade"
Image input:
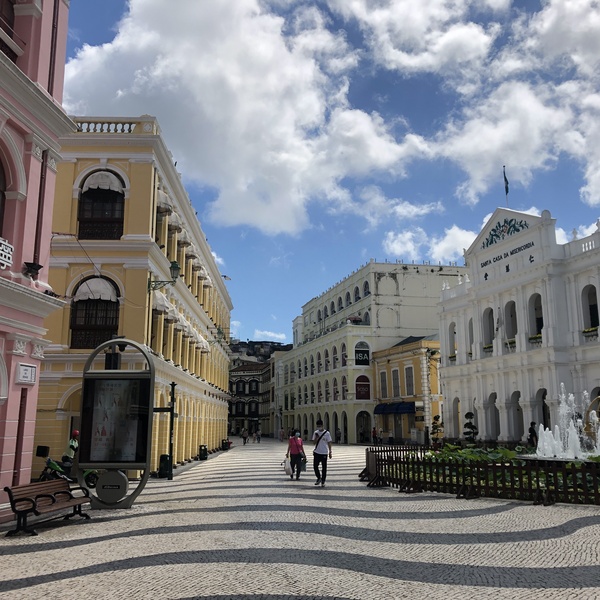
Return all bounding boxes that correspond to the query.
[228,361,271,437]
[277,260,466,443]
[0,0,74,493]
[371,336,441,445]
[35,115,233,475]
[439,208,600,443]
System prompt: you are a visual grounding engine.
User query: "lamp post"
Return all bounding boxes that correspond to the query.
[148,261,181,292]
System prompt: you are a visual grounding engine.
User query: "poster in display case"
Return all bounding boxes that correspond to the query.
[79,377,151,467]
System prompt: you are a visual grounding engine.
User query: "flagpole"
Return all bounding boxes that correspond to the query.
[503,166,509,207]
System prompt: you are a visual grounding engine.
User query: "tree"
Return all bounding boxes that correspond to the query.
[463,411,478,442]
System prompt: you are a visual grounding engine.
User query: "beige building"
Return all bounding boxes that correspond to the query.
[371,336,441,444]
[276,259,466,443]
[35,116,232,475]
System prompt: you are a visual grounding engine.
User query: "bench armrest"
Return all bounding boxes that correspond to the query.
[12,497,36,513]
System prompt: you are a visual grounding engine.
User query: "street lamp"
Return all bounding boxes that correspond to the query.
[148,261,181,292]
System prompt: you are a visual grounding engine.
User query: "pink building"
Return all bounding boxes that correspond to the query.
[0,0,74,494]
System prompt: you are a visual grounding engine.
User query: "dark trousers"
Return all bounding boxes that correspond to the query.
[290,453,303,478]
[313,452,328,482]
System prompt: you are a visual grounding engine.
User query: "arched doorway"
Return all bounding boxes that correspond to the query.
[356,410,371,443]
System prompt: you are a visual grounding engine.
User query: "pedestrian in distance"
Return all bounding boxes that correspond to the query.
[286,430,305,480]
[256,428,261,443]
[335,427,342,444]
[372,426,377,445]
[252,431,256,443]
[528,422,538,447]
[312,419,332,487]
[279,427,285,442]
[242,428,249,445]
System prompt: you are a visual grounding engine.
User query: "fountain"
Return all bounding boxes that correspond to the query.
[534,383,600,460]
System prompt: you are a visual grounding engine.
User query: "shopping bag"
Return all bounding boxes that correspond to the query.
[301,457,307,472]
[283,458,292,475]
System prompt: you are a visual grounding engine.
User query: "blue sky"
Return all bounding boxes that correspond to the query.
[64,0,600,343]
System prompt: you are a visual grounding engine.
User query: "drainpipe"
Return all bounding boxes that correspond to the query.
[48,0,59,96]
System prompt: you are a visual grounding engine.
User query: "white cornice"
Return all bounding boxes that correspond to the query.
[0,277,65,319]
[0,56,76,141]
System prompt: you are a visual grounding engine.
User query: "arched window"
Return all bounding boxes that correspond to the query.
[363,311,370,325]
[341,376,347,400]
[582,285,599,329]
[70,277,120,349]
[303,358,308,377]
[310,384,315,404]
[317,381,322,402]
[337,297,343,311]
[304,385,308,404]
[310,355,315,375]
[332,346,338,368]
[297,360,302,379]
[354,286,360,302]
[363,281,370,297]
[317,352,322,373]
[324,349,330,371]
[297,386,302,405]
[323,306,328,319]
[345,292,352,307]
[330,301,336,315]
[482,307,495,347]
[528,293,544,336]
[78,171,125,240]
[325,380,330,401]
[236,380,245,394]
[333,377,339,400]
[341,343,347,366]
[284,365,289,385]
[504,300,518,339]
[317,309,322,322]
[356,375,370,400]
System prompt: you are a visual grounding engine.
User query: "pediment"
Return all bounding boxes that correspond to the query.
[467,208,546,257]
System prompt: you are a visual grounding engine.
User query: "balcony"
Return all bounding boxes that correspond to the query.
[582,327,598,342]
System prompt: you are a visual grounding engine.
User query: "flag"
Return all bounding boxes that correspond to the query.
[503,166,509,196]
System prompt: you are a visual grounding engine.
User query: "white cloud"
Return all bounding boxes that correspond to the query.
[230,320,241,337]
[428,224,477,263]
[382,227,428,261]
[64,0,424,236]
[254,329,287,341]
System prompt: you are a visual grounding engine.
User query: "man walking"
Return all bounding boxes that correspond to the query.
[312,419,332,487]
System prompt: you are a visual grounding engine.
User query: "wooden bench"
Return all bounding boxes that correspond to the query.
[3,479,91,537]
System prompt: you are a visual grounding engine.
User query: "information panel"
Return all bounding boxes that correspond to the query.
[79,377,151,466]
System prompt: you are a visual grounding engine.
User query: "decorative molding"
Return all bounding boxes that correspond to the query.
[482,218,530,249]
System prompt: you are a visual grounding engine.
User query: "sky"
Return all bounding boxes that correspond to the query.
[64,0,600,344]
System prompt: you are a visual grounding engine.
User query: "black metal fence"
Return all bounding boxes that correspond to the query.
[360,446,600,506]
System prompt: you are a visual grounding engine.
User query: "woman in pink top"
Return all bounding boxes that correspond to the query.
[286,430,305,480]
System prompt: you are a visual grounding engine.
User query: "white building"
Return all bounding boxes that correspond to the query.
[278,259,466,443]
[439,208,600,443]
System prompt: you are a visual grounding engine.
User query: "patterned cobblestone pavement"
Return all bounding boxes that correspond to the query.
[2,439,600,599]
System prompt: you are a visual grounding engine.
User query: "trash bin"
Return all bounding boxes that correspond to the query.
[222,439,229,451]
[158,454,171,478]
[199,445,208,460]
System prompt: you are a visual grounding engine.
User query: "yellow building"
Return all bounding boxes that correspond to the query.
[371,336,441,444]
[35,116,233,475]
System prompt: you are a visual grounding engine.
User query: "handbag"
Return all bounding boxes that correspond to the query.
[283,458,292,475]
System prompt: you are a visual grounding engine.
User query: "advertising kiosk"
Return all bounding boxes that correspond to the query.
[78,339,155,509]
